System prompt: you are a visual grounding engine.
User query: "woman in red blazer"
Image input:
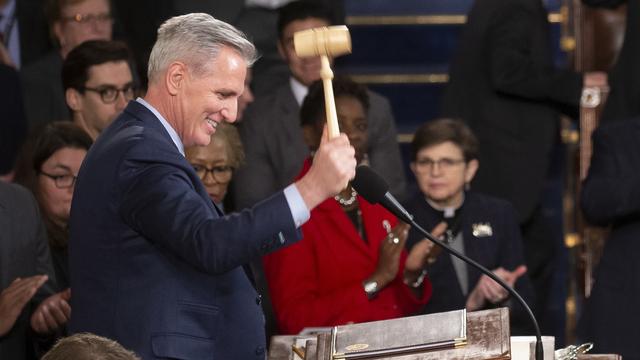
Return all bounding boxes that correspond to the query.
[263,77,440,334]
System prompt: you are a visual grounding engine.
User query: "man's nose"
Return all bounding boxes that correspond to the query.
[222,100,238,123]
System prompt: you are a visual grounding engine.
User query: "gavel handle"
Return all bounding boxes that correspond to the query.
[320,55,340,139]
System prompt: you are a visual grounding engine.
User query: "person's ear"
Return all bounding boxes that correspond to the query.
[464,159,479,183]
[277,38,288,61]
[165,62,187,96]
[410,162,417,177]
[65,88,82,111]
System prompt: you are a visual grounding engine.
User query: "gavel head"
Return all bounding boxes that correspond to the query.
[294,25,351,58]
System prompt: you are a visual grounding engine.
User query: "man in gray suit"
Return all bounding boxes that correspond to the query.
[234,1,405,211]
[0,182,56,359]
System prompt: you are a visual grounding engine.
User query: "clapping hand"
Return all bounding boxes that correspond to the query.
[466,265,527,311]
[368,222,411,288]
[0,275,48,336]
[404,221,447,275]
[30,288,71,334]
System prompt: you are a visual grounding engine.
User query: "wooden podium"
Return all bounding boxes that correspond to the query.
[269,308,510,360]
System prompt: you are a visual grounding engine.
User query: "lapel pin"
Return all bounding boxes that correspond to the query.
[472,223,493,237]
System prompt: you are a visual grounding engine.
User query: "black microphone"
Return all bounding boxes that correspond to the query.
[351,165,544,360]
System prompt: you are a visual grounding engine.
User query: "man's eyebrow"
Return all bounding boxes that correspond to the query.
[93,81,134,88]
[216,88,239,96]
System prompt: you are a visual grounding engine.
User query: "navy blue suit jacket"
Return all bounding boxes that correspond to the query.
[69,101,300,359]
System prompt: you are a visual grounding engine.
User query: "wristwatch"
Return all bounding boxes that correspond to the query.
[363,280,379,299]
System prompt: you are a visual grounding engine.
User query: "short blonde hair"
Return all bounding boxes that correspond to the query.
[42,333,140,360]
[213,123,245,169]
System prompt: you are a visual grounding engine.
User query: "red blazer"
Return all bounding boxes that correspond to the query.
[263,160,431,334]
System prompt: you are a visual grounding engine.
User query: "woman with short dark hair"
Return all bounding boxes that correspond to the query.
[406,118,534,334]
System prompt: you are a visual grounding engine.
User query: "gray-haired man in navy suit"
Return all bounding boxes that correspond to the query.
[68,13,356,359]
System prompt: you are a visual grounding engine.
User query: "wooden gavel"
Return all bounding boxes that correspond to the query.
[294,25,352,139]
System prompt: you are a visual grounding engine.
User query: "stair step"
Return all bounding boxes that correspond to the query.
[338,24,461,69]
[345,0,562,16]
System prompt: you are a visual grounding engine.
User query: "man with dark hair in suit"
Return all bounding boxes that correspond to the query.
[441,0,606,330]
[234,1,406,210]
[68,13,356,360]
[62,39,135,141]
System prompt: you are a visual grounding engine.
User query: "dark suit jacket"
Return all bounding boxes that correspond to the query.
[404,192,535,334]
[441,0,583,223]
[16,0,53,67]
[582,0,640,123]
[0,64,26,174]
[0,182,56,359]
[234,82,406,210]
[20,51,69,128]
[579,117,640,358]
[69,101,301,359]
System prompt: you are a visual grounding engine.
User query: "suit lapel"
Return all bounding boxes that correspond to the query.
[279,85,301,139]
[277,86,309,182]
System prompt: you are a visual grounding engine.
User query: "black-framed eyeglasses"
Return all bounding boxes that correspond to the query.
[415,157,466,172]
[39,171,77,189]
[191,164,234,183]
[82,84,135,104]
[61,12,113,25]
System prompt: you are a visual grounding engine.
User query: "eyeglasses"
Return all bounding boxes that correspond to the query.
[61,13,112,25]
[40,171,77,189]
[415,157,466,172]
[82,84,135,104]
[192,164,234,183]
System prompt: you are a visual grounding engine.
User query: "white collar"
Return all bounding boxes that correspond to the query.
[289,77,308,106]
[426,192,465,218]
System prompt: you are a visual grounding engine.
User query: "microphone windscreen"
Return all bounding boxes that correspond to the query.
[351,165,389,204]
